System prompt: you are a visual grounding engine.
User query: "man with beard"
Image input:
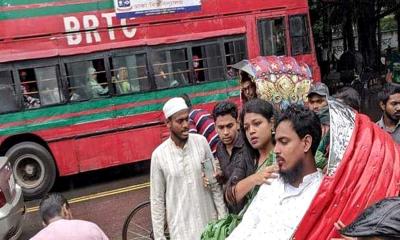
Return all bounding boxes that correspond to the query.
[150,97,227,240]
[376,83,400,144]
[181,94,219,155]
[227,105,323,240]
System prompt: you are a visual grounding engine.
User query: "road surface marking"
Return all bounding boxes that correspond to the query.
[26,181,150,213]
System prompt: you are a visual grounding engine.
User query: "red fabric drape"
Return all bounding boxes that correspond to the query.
[294,113,400,239]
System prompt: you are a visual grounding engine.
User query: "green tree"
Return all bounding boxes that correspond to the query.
[309,0,400,70]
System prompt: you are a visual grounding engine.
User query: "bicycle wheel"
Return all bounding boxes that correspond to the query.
[122,201,153,240]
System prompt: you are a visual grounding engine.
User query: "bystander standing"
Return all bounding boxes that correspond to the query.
[376,83,400,144]
[150,97,227,240]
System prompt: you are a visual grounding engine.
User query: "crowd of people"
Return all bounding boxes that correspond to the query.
[149,76,400,239]
[28,69,400,239]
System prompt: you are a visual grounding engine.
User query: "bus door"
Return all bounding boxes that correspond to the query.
[61,53,119,171]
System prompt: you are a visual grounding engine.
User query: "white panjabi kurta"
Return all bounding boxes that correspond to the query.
[150,133,227,240]
[227,170,323,240]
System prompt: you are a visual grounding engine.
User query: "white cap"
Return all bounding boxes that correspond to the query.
[163,97,188,119]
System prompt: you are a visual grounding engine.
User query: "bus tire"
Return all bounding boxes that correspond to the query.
[6,141,56,200]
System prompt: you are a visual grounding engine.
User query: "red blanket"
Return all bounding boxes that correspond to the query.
[294,113,400,239]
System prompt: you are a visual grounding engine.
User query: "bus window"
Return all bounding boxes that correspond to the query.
[224,38,247,79]
[192,43,224,82]
[258,17,286,56]
[152,48,189,89]
[35,66,63,106]
[65,59,108,101]
[19,67,63,108]
[111,53,150,94]
[0,70,19,113]
[289,15,311,55]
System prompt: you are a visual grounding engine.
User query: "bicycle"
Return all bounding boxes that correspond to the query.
[122,201,169,240]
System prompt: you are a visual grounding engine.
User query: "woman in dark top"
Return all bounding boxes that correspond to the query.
[225,99,279,213]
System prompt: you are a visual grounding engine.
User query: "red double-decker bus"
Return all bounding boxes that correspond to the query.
[0,0,319,199]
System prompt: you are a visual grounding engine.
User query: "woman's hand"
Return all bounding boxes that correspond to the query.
[250,165,279,186]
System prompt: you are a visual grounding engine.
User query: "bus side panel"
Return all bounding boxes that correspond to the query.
[75,132,120,172]
[48,140,80,176]
[116,125,165,165]
[45,112,164,174]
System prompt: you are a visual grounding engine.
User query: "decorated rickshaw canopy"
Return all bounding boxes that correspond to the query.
[232,56,312,109]
[233,56,400,239]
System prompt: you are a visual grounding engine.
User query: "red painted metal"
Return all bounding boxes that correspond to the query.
[45,111,165,175]
[0,0,308,39]
[0,0,313,63]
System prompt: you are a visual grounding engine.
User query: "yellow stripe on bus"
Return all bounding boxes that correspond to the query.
[26,181,150,213]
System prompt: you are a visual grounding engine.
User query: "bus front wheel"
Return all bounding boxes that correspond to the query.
[6,142,56,200]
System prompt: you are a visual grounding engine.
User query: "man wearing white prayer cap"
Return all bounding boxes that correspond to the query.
[150,97,227,240]
[162,97,188,119]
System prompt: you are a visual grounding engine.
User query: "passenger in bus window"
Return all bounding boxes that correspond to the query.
[154,61,187,89]
[113,67,134,94]
[22,84,41,108]
[20,70,36,96]
[20,70,41,108]
[86,67,108,98]
[193,55,204,82]
[153,62,169,89]
[20,70,30,91]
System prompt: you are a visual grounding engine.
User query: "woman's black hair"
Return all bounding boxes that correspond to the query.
[239,99,275,158]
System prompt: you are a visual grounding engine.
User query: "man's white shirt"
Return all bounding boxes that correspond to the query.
[150,134,227,240]
[227,170,323,240]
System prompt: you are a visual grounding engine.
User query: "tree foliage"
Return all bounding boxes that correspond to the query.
[309,0,400,70]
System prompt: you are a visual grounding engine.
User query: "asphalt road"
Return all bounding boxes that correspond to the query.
[20,161,151,240]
